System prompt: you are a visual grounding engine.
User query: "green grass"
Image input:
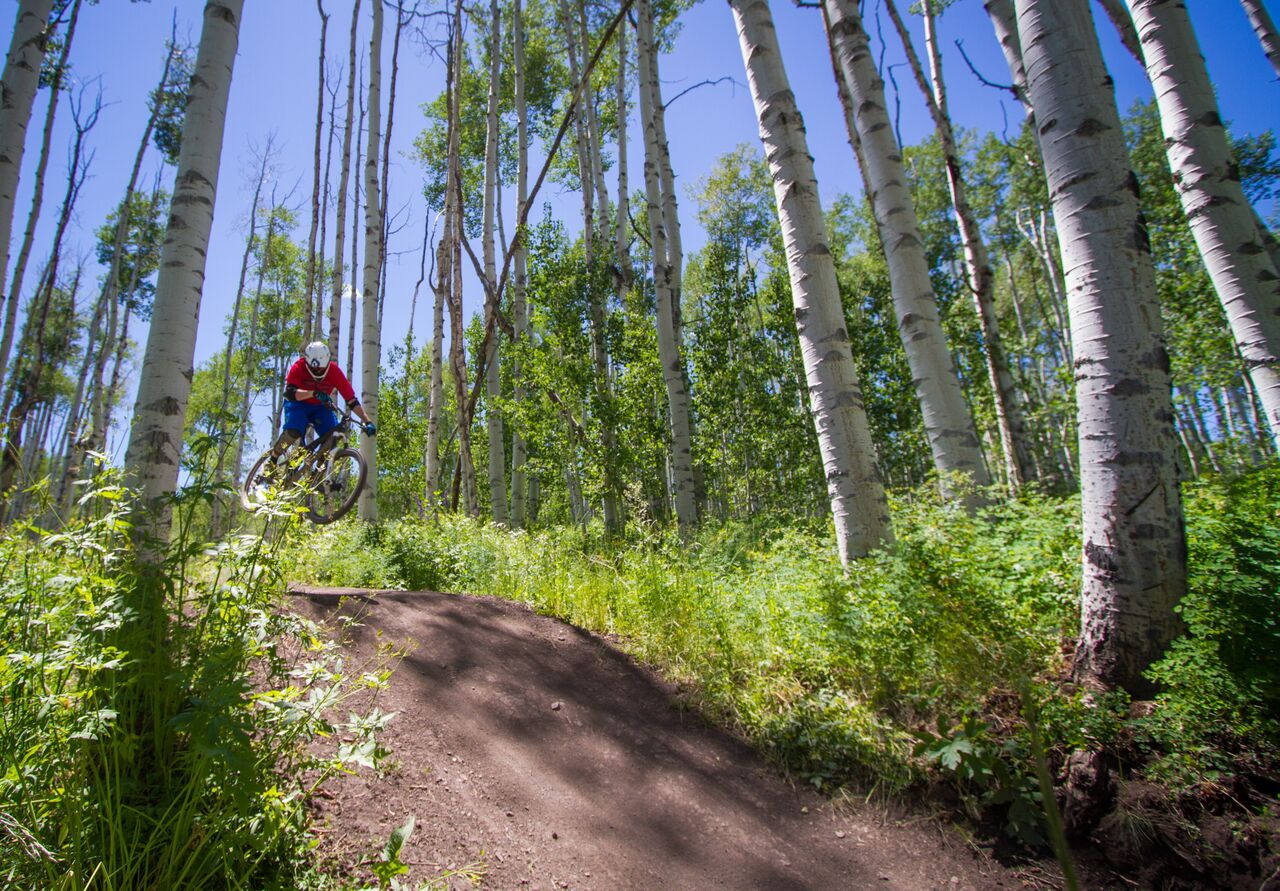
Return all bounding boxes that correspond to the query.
[290,467,1280,843]
[0,461,395,890]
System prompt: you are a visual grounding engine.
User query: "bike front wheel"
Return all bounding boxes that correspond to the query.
[240,450,280,512]
[306,447,367,524]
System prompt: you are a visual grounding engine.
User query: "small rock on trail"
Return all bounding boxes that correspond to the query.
[291,587,1050,889]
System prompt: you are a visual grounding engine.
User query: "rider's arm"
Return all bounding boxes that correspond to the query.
[328,366,372,426]
[284,361,317,402]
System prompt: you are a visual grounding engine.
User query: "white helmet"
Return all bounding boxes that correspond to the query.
[303,341,331,379]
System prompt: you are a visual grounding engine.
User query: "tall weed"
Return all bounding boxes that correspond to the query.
[0,456,392,889]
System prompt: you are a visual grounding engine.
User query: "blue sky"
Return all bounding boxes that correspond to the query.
[10,0,1280,454]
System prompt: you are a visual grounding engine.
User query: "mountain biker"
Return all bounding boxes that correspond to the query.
[270,341,376,459]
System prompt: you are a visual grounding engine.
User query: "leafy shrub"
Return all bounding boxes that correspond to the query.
[0,464,392,890]
[297,490,1084,806]
[1125,465,1280,786]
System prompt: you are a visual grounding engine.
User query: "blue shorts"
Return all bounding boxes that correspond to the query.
[283,400,338,440]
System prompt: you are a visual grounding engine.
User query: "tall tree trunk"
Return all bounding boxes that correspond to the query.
[0,0,80,385]
[983,0,1035,118]
[561,0,619,530]
[1127,0,1280,452]
[377,1,405,336]
[0,0,54,357]
[424,25,453,514]
[231,204,276,492]
[510,0,530,527]
[886,0,1036,492]
[732,0,892,564]
[330,0,362,357]
[67,41,176,504]
[483,0,508,524]
[359,0,383,521]
[210,142,270,533]
[2,84,94,498]
[53,285,105,517]
[124,0,242,545]
[824,0,991,497]
[1097,0,1144,63]
[317,73,339,345]
[1015,0,1185,695]
[348,63,364,376]
[1240,0,1280,79]
[638,0,697,535]
[304,0,329,342]
[446,0,476,516]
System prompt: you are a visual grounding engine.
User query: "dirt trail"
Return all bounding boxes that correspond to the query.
[292,588,1061,890]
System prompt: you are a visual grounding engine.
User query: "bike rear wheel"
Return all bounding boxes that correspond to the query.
[306,447,367,524]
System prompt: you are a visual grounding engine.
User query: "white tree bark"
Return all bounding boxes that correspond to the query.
[359,0,384,521]
[1016,0,1186,695]
[329,0,362,357]
[1097,0,1144,63]
[510,0,529,527]
[482,0,508,524]
[1,0,79,386]
[0,0,54,341]
[1240,0,1280,79]
[886,0,1036,492]
[1127,0,1280,451]
[304,0,328,342]
[124,0,243,542]
[824,0,990,496]
[730,0,892,564]
[638,0,697,535]
[983,0,1035,118]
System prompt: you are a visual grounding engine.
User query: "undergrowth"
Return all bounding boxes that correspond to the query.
[0,447,396,890]
[289,466,1280,849]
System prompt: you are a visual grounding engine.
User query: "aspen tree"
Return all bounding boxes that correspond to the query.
[729,0,891,564]
[304,0,329,342]
[210,144,271,532]
[66,36,181,506]
[359,0,384,521]
[330,0,362,356]
[1240,0,1280,79]
[1127,0,1280,451]
[510,0,530,527]
[124,0,244,542]
[1015,0,1186,694]
[348,65,364,374]
[0,0,55,347]
[482,0,508,524]
[424,32,455,512]
[823,0,990,496]
[0,0,81,386]
[638,0,697,534]
[884,0,1035,491]
[1,92,96,498]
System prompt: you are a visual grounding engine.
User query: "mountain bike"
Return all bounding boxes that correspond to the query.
[239,404,368,524]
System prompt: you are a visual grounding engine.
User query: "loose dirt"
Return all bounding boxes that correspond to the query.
[290,587,1080,890]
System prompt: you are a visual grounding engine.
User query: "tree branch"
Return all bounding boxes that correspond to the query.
[663,75,740,108]
[954,38,1018,98]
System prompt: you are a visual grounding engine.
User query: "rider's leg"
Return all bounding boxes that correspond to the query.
[307,402,340,458]
[269,429,302,458]
[275,401,309,457]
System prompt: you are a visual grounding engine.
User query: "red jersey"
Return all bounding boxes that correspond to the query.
[285,358,357,405]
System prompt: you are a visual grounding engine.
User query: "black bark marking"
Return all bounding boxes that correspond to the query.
[1195,109,1223,129]
[1082,195,1122,211]
[1084,541,1118,575]
[147,396,183,416]
[1074,118,1111,138]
